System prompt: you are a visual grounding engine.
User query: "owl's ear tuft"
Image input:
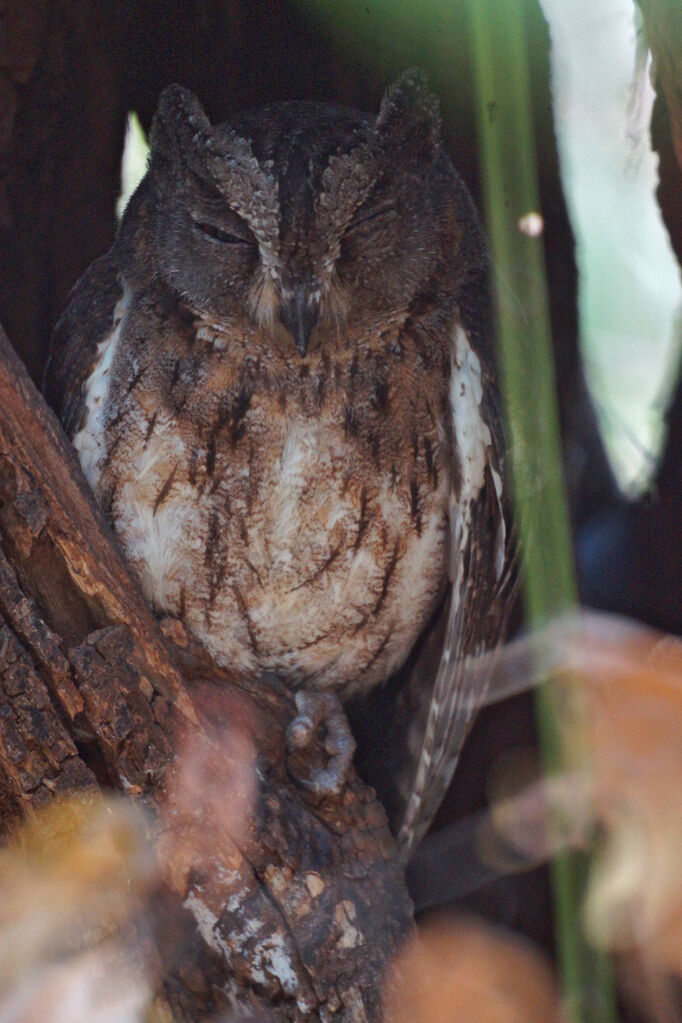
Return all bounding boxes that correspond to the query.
[150,84,213,164]
[376,68,441,155]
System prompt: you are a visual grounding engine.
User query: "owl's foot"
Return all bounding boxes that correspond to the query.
[286,691,356,796]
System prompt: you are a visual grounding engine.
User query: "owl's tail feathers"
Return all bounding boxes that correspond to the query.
[396,607,648,861]
[396,551,517,860]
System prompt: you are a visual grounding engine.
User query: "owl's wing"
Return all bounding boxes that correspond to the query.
[44,253,122,436]
[395,278,517,858]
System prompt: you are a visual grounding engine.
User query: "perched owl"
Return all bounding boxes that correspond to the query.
[46,71,514,853]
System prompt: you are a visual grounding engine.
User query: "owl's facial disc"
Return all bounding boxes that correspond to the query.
[142,73,452,357]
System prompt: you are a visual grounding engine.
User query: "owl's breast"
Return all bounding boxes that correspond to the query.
[76,319,450,696]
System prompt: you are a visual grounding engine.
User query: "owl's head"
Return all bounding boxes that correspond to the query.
[122,70,483,359]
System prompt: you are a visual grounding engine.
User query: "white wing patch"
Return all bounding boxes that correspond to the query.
[73,286,132,489]
[450,324,506,584]
[448,324,492,580]
[450,325,491,498]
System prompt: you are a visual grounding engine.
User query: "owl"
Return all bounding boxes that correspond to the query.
[46,70,514,853]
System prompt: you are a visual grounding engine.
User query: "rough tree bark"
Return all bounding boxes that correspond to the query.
[0,318,413,1021]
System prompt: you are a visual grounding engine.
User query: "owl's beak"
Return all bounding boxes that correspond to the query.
[281,289,320,358]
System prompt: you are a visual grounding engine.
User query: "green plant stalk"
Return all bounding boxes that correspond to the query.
[466,1,615,1021]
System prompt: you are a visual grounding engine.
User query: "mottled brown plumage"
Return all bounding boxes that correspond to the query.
[46,71,514,850]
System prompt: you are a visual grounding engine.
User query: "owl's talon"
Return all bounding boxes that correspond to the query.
[286,691,356,796]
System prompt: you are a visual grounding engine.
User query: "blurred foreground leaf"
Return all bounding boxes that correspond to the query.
[0,796,156,1023]
[385,917,561,1023]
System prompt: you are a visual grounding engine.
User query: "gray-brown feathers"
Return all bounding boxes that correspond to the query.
[46,70,514,850]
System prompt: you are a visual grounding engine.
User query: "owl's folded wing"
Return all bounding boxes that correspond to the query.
[44,253,122,437]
